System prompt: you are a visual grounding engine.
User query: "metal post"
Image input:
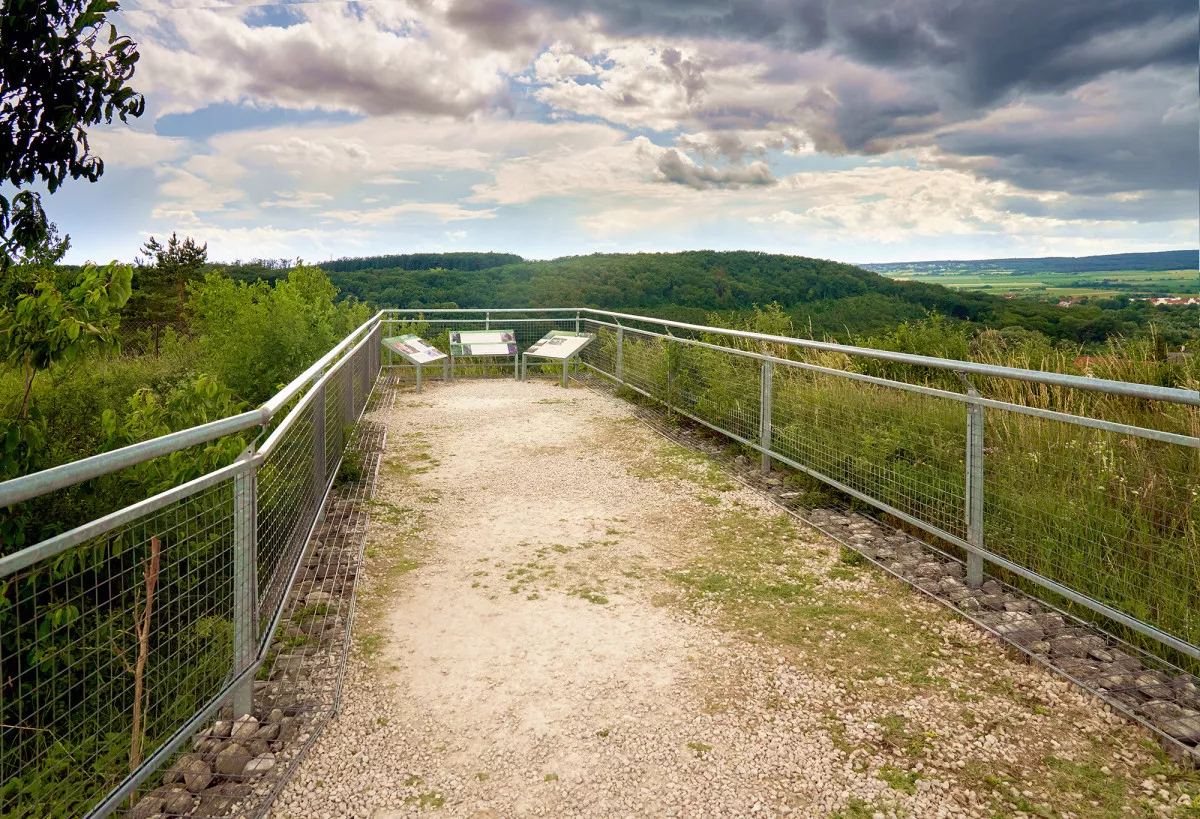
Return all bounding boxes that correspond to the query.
[232,451,258,718]
[485,312,490,330]
[416,364,423,394]
[574,311,580,333]
[513,352,519,381]
[759,361,773,473]
[957,373,986,587]
[616,327,624,383]
[443,356,450,382]
[562,357,569,388]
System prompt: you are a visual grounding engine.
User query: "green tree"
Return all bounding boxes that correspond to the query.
[0,0,144,267]
[137,232,208,324]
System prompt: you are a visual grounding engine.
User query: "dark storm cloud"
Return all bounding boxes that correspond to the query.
[936,68,1198,196]
[527,0,1196,105]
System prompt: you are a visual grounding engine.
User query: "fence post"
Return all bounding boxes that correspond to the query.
[759,361,773,473]
[232,451,258,718]
[959,374,985,587]
[615,327,624,383]
[574,311,580,334]
[485,311,490,330]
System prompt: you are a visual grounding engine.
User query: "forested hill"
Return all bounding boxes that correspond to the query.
[285,250,1195,344]
[319,252,523,273]
[862,249,1196,276]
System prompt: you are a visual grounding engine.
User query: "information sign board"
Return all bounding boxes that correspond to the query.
[523,330,594,360]
[383,334,447,365]
[449,329,517,356]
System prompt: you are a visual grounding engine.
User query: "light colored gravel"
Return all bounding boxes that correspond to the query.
[269,379,1197,819]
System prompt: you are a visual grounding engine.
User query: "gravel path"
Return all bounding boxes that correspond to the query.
[269,379,1197,819]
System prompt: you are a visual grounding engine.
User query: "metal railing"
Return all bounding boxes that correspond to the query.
[0,306,1196,817]
[383,308,1198,664]
[0,314,384,818]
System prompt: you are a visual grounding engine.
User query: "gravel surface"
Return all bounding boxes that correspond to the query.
[269,379,1198,819]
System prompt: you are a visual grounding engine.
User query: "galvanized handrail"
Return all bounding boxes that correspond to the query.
[0,312,385,510]
[382,308,1199,406]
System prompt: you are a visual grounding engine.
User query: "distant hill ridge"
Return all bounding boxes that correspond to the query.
[862,249,1197,275]
[319,252,523,273]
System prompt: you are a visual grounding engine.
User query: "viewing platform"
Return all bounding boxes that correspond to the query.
[0,308,1195,819]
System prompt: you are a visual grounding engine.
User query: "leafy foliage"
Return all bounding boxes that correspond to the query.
[0,0,143,266]
[189,264,373,405]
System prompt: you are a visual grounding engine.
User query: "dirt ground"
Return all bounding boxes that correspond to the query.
[270,379,1198,819]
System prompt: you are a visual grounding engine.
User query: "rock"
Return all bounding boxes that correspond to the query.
[215,743,252,776]
[1030,641,1051,655]
[177,754,213,793]
[256,722,281,741]
[914,561,942,578]
[981,579,1003,595]
[779,492,801,499]
[244,738,271,757]
[1087,648,1114,663]
[278,717,299,744]
[210,720,232,738]
[1139,700,1185,722]
[232,715,259,740]
[1161,715,1200,744]
[980,594,1007,611]
[304,591,333,606]
[1049,635,1106,658]
[162,787,195,815]
[193,736,223,756]
[244,753,277,777]
[959,597,982,613]
[1133,671,1174,699]
[127,795,165,819]
[193,791,238,818]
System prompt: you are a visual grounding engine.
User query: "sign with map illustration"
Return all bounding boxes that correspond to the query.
[449,329,518,356]
[383,334,447,364]
[523,330,594,360]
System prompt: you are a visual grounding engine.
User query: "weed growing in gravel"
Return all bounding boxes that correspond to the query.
[878,764,922,795]
[830,797,905,819]
[544,773,558,782]
[595,728,611,738]
[687,741,713,758]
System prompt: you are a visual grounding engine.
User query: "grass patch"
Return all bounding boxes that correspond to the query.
[687,741,713,758]
[878,764,922,795]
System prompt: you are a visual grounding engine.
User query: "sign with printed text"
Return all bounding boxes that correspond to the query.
[383,334,447,365]
[449,329,518,357]
[523,330,595,360]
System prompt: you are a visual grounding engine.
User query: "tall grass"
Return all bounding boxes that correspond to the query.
[587,315,1200,660]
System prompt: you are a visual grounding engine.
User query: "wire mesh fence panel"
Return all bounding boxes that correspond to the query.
[0,477,241,819]
[256,404,321,637]
[324,376,346,488]
[982,406,1200,651]
[617,329,670,403]
[671,344,763,445]
[579,322,618,379]
[769,363,969,541]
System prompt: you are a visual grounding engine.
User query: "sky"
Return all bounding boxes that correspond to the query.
[47,0,1200,265]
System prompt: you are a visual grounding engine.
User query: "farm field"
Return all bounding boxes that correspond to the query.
[881,268,1197,298]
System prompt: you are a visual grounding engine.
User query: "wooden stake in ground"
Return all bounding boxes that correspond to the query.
[129,536,161,772]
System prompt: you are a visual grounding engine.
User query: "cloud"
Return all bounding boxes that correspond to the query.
[130,2,536,117]
[638,141,776,189]
[88,129,190,168]
[261,190,333,209]
[322,202,497,226]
